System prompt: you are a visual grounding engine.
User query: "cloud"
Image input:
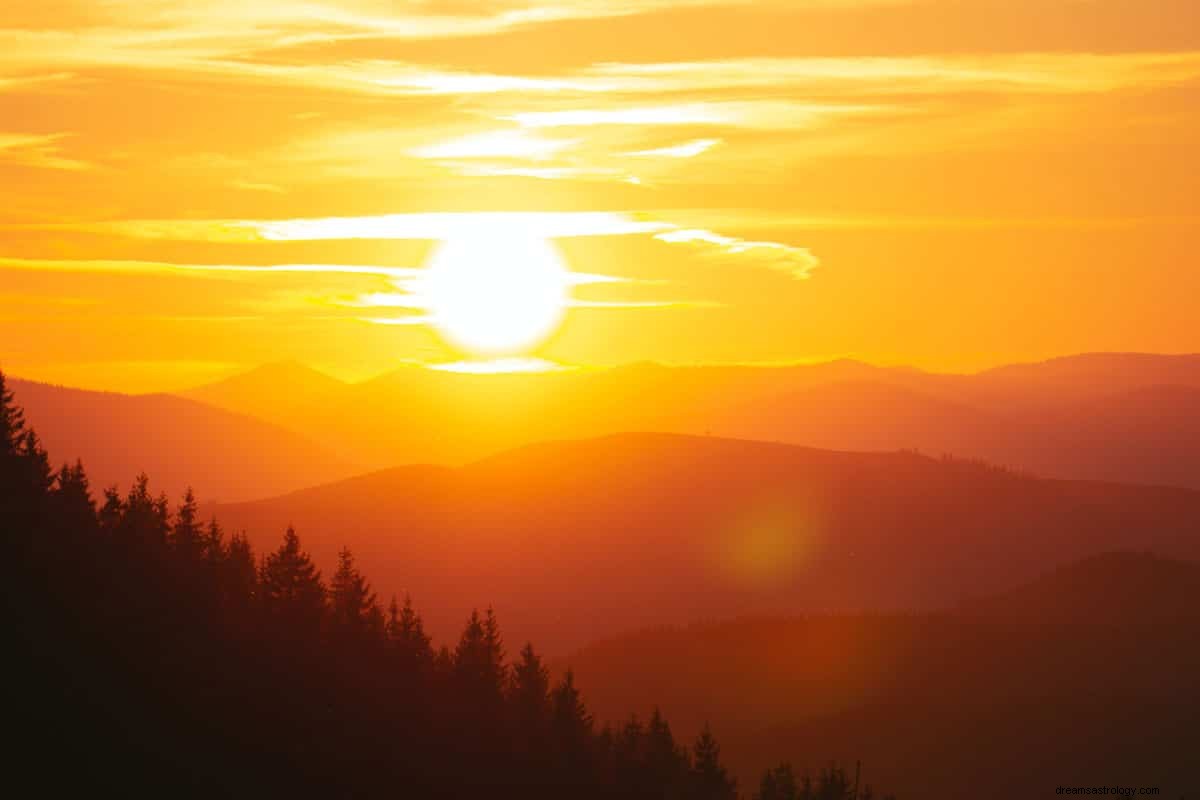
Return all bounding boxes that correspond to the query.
[585,53,1200,95]
[0,132,90,170]
[230,179,286,193]
[568,299,722,309]
[4,212,670,242]
[505,101,887,130]
[0,72,75,92]
[357,315,431,326]
[654,228,820,279]
[411,130,577,160]
[627,138,720,158]
[0,256,419,280]
[248,212,673,240]
[3,213,823,279]
[505,104,728,128]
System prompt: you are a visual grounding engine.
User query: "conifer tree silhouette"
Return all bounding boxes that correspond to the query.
[170,487,204,563]
[510,642,552,751]
[0,372,903,800]
[691,724,737,800]
[330,547,383,638]
[756,762,799,800]
[259,526,325,638]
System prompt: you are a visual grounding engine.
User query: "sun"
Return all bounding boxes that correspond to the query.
[419,231,569,356]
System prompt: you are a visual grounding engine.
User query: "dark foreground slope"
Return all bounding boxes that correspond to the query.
[3,374,789,800]
[217,433,1200,652]
[11,377,359,501]
[562,553,1200,800]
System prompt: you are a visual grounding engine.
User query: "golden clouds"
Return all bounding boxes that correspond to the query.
[0,132,90,171]
[3,1,1200,384]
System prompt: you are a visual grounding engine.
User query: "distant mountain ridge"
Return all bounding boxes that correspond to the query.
[181,352,1200,490]
[11,377,360,503]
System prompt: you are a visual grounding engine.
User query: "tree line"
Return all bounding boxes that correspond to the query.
[0,371,894,799]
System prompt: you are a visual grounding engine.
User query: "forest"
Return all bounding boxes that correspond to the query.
[1,371,895,799]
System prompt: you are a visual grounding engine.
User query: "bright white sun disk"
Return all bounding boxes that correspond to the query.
[418,232,568,355]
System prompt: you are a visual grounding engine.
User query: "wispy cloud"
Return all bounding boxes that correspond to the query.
[411,130,577,160]
[627,138,720,158]
[3,212,822,280]
[585,53,1200,95]
[230,179,286,193]
[654,228,820,279]
[249,212,673,241]
[0,72,75,92]
[0,132,90,171]
[0,256,419,280]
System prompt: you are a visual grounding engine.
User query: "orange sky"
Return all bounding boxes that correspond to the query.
[3,0,1200,391]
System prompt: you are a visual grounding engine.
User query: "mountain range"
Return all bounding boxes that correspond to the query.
[185,353,1200,489]
[13,352,1200,502]
[10,377,358,502]
[214,432,1200,652]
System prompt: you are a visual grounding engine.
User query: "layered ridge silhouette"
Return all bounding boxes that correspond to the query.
[561,552,1200,799]
[11,377,359,502]
[183,353,1200,490]
[216,433,1200,653]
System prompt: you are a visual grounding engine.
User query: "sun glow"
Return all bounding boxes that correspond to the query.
[417,232,569,356]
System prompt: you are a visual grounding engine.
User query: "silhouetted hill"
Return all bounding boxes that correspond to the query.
[217,433,1200,652]
[711,379,1009,456]
[184,360,345,403]
[962,352,1200,409]
[180,353,1200,489]
[560,554,1200,799]
[961,550,1200,624]
[12,377,359,502]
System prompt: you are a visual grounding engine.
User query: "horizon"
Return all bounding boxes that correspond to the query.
[10,348,1200,395]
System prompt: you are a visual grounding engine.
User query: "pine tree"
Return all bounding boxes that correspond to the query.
[387,593,433,673]
[484,605,506,677]
[510,642,551,751]
[549,669,596,790]
[19,430,53,497]
[551,669,594,756]
[815,764,851,800]
[645,707,687,797]
[98,486,123,536]
[0,372,47,551]
[203,516,225,568]
[330,547,382,639]
[119,474,170,546]
[259,526,326,638]
[690,724,736,800]
[52,460,96,534]
[756,763,799,800]
[0,371,26,456]
[222,531,256,607]
[454,608,508,705]
[170,487,204,564]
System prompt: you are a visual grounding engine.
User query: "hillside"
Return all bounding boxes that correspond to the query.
[216,433,1200,652]
[560,552,1200,799]
[12,377,360,502]
[960,550,1200,624]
